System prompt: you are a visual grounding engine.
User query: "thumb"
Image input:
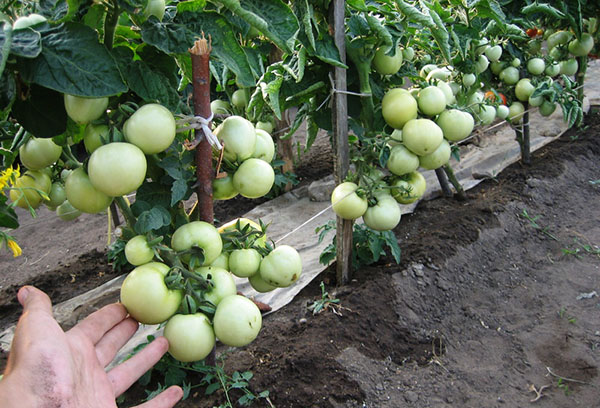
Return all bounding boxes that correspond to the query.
[17,286,52,315]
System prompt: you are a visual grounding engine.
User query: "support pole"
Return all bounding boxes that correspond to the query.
[190,36,214,223]
[331,0,352,285]
[435,168,453,198]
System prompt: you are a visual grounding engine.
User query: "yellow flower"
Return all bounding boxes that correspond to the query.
[6,238,22,257]
[0,166,20,190]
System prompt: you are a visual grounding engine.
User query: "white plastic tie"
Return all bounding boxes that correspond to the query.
[176,112,222,150]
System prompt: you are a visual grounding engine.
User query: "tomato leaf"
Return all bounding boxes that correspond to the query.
[0,195,19,229]
[135,206,171,234]
[17,23,127,97]
[140,11,255,87]
[8,28,42,59]
[176,0,207,13]
[11,84,67,138]
[121,59,183,112]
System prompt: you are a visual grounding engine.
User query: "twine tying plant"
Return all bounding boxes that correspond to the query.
[176,112,222,150]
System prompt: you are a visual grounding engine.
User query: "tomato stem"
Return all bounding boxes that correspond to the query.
[443,164,466,201]
[114,196,137,229]
[103,0,119,49]
[576,55,587,122]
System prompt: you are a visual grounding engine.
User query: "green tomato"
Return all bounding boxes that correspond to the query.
[417,86,446,117]
[231,89,249,109]
[381,88,418,129]
[402,47,415,61]
[9,170,51,209]
[484,45,502,62]
[196,266,237,306]
[19,137,62,171]
[463,73,476,87]
[125,235,154,266]
[559,59,579,76]
[331,182,368,220]
[507,102,525,123]
[496,105,510,119]
[373,45,403,75]
[88,143,147,197]
[499,67,520,85]
[391,171,426,205]
[229,248,262,278]
[544,62,560,77]
[56,200,82,221]
[490,61,506,76]
[528,93,544,107]
[539,100,557,117]
[547,30,573,50]
[436,81,456,105]
[476,105,496,126]
[511,58,521,68]
[13,13,46,29]
[46,182,67,209]
[64,94,108,124]
[164,313,215,362]
[252,129,275,163]
[210,252,229,270]
[215,116,256,163]
[142,0,165,21]
[401,119,443,156]
[248,272,277,293]
[418,139,451,170]
[65,167,113,214]
[120,262,183,325]
[212,173,238,201]
[515,79,535,102]
[123,104,176,154]
[474,55,490,74]
[419,64,438,79]
[211,100,231,115]
[255,120,275,134]
[232,158,275,199]
[386,144,419,176]
[213,295,262,347]
[259,245,302,288]
[527,58,546,76]
[362,195,401,231]
[568,33,594,57]
[218,218,268,248]
[171,221,223,266]
[436,109,474,142]
[83,124,109,153]
[426,68,452,82]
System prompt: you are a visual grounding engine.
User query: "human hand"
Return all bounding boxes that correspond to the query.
[0,285,183,408]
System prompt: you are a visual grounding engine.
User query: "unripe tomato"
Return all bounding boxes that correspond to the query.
[484,45,502,62]
[65,168,112,214]
[499,67,519,85]
[9,170,52,209]
[195,266,237,306]
[64,94,108,124]
[164,313,215,362]
[527,58,545,75]
[13,13,46,29]
[259,245,302,288]
[476,105,496,126]
[83,124,109,153]
[255,120,275,134]
[362,194,401,231]
[539,100,557,117]
[474,55,489,74]
[45,182,67,209]
[381,89,418,129]
[229,248,262,278]
[402,46,415,61]
[507,102,525,123]
[142,0,165,21]
[559,59,578,76]
[511,58,521,68]
[496,105,510,119]
[215,116,256,163]
[88,143,147,197]
[436,81,456,105]
[568,33,594,57]
[426,67,452,82]
[210,252,229,270]
[417,86,446,116]
[171,221,223,266]
[515,79,535,102]
[123,104,176,154]
[252,129,275,163]
[386,144,419,176]
[373,45,403,75]
[391,171,426,204]
[212,173,238,200]
[211,100,231,114]
[490,61,506,75]
[125,235,154,266]
[331,182,367,220]
[19,137,62,171]
[56,200,82,221]
[218,218,267,248]
[419,139,451,170]
[248,272,277,293]
[528,93,544,107]
[544,62,560,77]
[401,119,443,156]
[213,295,262,347]
[463,73,476,87]
[436,109,474,142]
[231,89,249,109]
[232,158,275,199]
[120,262,183,325]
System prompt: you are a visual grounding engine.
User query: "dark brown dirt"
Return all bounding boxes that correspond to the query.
[2,109,600,408]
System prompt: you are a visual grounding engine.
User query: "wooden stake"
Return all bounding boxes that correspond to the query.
[331,0,352,285]
[190,35,214,223]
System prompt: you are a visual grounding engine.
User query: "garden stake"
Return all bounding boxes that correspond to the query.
[522,102,531,165]
[331,0,353,285]
[190,35,214,224]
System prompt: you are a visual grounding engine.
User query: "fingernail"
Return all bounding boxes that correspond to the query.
[17,286,31,305]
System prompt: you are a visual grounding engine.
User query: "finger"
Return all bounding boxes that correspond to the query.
[69,303,129,345]
[95,317,139,367]
[108,336,170,396]
[132,386,183,408]
[17,286,52,315]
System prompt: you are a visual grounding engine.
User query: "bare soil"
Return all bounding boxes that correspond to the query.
[1,109,600,408]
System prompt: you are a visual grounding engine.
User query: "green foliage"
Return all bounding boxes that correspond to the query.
[317,220,401,270]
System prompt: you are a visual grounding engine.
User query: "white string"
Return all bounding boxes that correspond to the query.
[176,112,222,150]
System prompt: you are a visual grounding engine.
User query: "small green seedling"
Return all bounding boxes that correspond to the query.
[308,281,341,315]
[557,307,577,324]
[520,209,558,241]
